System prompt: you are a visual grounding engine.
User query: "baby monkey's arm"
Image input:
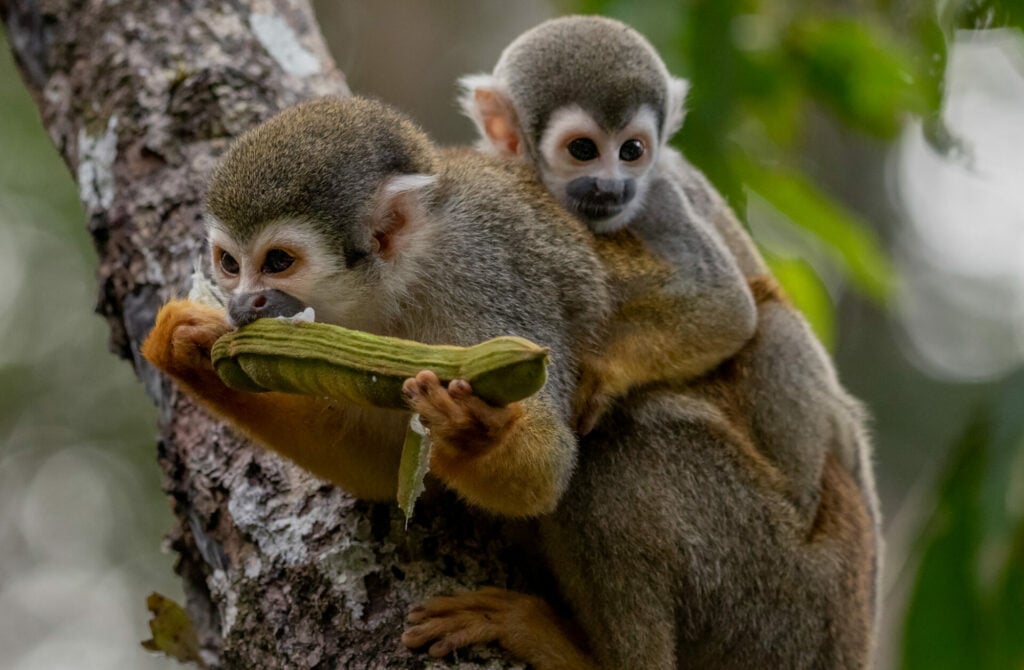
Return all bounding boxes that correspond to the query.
[576,177,757,433]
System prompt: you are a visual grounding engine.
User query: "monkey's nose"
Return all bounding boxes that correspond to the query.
[228,289,307,327]
[568,177,636,206]
[595,178,636,206]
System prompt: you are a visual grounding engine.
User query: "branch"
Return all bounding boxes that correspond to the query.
[2,1,528,666]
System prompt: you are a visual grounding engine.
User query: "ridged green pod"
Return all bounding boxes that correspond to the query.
[210,318,549,409]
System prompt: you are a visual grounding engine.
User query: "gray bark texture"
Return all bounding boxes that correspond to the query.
[1,1,530,667]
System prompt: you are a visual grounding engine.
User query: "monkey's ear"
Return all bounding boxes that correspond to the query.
[664,76,690,139]
[370,174,436,260]
[458,74,523,158]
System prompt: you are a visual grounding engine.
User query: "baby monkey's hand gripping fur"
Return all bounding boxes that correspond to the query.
[143,97,611,520]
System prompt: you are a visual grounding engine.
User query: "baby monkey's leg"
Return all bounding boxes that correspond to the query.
[402,587,595,670]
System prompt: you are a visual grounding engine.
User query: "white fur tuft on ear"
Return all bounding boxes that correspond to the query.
[370,174,436,260]
[456,73,523,157]
[380,174,436,200]
[664,76,691,139]
[457,73,499,127]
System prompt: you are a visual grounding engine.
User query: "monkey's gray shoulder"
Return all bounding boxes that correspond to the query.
[415,149,610,405]
[433,148,610,326]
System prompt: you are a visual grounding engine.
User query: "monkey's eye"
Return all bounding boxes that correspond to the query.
[619,139,645,162]
[219,250,239,276]
[567,138,599,161]
[262,249,295,274]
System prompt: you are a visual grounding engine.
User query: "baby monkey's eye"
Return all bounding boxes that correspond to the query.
[219,250,239,275]
[262,249,295,274]
[567,138,599,161]
[619,139,645,162]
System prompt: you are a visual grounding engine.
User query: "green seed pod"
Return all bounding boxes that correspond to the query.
[210,319,549,409]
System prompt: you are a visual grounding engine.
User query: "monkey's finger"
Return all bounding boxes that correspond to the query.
[401,377,422,400]
[405,610,502,653]
[447,378,473,399]
[408,384,464,427]
[401,623,437,648]
[412,589,519,618]
[410,594,489,617]
[413,369,441,391]
[428,621,500,658]
[455,394,521,431]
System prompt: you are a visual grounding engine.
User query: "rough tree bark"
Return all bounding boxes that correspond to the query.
[1,1,531,667]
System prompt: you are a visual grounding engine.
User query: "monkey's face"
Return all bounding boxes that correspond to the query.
[536,105,660,234]
[207,218,379,330]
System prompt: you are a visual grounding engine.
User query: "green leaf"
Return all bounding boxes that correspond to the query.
[141,592,205,667]
[397,417,431,525]
[735,155,894,303]
[784,18,929,137]
[763,253,836,349]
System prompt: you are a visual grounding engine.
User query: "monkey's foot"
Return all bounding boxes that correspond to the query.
[141,299,234,379]
[402,587,593,670]
[401,370,521,453]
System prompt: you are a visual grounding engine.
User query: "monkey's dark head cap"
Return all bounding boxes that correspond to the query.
[495,16,672,148]
[207,96,438,244]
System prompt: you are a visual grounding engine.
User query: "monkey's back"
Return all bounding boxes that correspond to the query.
[541,387,876,669]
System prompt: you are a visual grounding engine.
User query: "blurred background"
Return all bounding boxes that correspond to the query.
[1,1,1021,668]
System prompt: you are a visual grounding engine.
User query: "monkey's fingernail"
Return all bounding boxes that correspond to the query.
[429,640,454,658]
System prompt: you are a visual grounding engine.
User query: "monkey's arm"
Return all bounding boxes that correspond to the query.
[141,300,404,500]
[663,149,769,279]
[402,371,576,517]
[577,181,758,432]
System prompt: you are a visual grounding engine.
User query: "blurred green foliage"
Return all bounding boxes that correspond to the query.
[563,1,1024,667]
[903,373,1024,669]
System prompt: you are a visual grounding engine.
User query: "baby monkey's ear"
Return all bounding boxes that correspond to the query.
[370,174,436,260]
[664,76,690,139]
[458,74,523,158]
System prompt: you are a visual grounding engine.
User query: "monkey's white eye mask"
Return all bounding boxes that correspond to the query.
[188,264,228,309]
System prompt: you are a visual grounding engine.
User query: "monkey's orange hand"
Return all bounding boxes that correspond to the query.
[403,587,593,670]
[141,299,234,382]
[401,370,521,454]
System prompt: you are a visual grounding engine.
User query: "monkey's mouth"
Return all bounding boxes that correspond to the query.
[571,199,625,221]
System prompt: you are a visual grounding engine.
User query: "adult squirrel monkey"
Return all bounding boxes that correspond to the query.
[142,96,610,516]
[142,93,877,669]
[404,15,880,669]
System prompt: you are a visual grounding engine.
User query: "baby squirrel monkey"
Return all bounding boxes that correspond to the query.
[142,96,610,517]
[461,19,758,434]
[458,13,879,538]
[402,15,880,669]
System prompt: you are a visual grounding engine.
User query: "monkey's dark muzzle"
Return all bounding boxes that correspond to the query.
[228,289,307,327]
[567,176,636,220]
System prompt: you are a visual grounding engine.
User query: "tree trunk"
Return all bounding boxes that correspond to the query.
[1,1,529,667]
